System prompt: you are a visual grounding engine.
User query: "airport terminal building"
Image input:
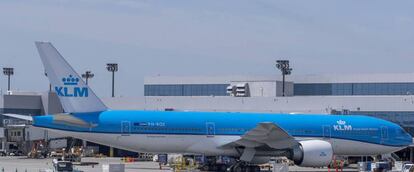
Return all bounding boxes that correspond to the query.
[1,73,414,160]
[143,74,414,136]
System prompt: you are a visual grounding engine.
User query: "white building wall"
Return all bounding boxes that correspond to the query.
[230,81,277,97]
[251,81,276,97]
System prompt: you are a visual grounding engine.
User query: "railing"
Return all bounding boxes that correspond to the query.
[3,119,31,127]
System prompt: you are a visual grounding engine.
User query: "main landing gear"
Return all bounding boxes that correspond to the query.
[200,164,228,172]
[199,156,229,172]
[228,161,261,172]
[199,156,261,172]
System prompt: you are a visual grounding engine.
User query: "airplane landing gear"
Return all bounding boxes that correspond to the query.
[198,156,261,172]
[199,156,229,172]
[229,161,261,172]
[200,164,227,172]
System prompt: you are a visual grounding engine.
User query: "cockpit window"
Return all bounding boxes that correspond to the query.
[398,127,408,135]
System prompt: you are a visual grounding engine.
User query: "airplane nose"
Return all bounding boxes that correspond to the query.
[389,122,413,146]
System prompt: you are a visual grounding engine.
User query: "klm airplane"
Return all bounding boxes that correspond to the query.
[4,42,413,171]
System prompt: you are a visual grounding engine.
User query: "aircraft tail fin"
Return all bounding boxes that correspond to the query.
[35,42,108,113]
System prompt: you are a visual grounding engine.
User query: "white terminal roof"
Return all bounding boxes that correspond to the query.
[145,73,414,85]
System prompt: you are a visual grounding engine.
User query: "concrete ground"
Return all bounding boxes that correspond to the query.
[0,156,358,172]
[0,157,171,172]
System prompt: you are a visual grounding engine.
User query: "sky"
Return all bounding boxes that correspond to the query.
[0,0,413,97]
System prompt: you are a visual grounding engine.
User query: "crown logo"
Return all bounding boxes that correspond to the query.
[337,120,346,125]
[62,75,80,85]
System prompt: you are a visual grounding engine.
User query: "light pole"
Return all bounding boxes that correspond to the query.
[106,63,118,97]
[78,70,94,151]
[81,70,94,85]
[276,60,292,97]
[45,72,52,92]
[3,67,14,94]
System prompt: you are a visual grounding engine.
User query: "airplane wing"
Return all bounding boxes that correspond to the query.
[224,122,298,149]
[239,122,298,149]
[220,122,299,161]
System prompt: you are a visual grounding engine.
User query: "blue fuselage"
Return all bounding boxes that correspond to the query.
[33,111,412,148]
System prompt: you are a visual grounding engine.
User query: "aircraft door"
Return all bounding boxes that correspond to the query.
[206,122,215,137]
[381,126,388,142]
[121,121,131,135]
[322,125,331,139]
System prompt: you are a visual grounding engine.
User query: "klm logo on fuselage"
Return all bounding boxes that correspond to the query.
[55,75,88,97]
[333,120,352,131]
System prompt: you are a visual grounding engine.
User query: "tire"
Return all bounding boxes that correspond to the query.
[234,166,244,172]
[218,165,227,172]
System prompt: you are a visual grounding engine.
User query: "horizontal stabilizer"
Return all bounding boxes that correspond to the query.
[52,114,98,128]
[2,113,33,121]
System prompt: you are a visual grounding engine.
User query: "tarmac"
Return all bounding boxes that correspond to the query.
[0,157,170,172]
[0,156,358,172]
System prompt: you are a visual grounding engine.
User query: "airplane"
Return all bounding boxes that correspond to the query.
[3,42,413,172]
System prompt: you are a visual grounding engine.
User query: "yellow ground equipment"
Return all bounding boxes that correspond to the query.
[170,156,198,172]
